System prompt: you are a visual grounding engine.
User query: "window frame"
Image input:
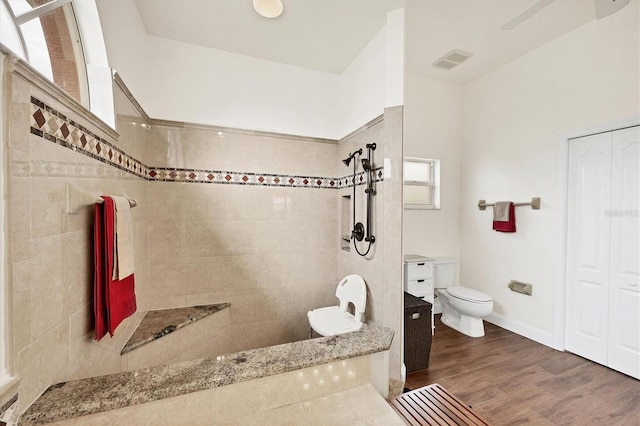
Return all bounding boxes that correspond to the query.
[1,0,89,104]
[403,156,441,210]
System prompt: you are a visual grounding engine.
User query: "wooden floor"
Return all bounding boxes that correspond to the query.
[406,315,640,425]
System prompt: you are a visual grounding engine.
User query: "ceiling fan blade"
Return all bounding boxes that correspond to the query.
[594,0,630,19]
[501,0,554,30]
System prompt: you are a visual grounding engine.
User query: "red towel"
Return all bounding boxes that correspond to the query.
[94,200,108,340]
[94,196,137,341]
[493,202,516,232]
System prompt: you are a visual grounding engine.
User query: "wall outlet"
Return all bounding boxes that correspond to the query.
[508,280,532,295]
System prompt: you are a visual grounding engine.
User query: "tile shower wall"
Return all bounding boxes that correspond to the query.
[4,54,401,414]
[338,117,385,325]
[145,123,340,351]
[5,61,149,411]
[337,107,404,387]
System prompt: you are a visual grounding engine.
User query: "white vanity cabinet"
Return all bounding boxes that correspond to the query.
[404,255,435,334]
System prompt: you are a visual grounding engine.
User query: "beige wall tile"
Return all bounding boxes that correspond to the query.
[67,304,123,381]
[148,125,187,168]
[9,172,30,263]
[45,388,217,425]
[7,72,153,415]
[113,82,151,163]
[16,322,69,410]
[29,177,67,237]
[181,129,338,178]
[9,76,31,153]
[11,261,32,355]
[382,106,405,382]
[28,235,65,341]
[302,384,405,425]
[216,402,308,426]
[212,355,371,422]
[62,230,92,314]
[148,220,186,259]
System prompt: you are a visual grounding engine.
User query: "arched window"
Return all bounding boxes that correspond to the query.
[1,0,89,104]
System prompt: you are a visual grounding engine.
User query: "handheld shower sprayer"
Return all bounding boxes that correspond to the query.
[343,143,376,257]
[362,143,376,244]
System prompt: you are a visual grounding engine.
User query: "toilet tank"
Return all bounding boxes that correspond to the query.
[433,257,457,289]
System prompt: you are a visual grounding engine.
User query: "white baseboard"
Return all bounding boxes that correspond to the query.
[485,313,560,350]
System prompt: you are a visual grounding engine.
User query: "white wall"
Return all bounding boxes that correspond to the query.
[403,74,462,262]
[95,0,149,105]
[97,0,403,140]
[460,2,639,340]
[385,9,404,109]
[337,8,404,138]
[337,25,386,138]
[144,36,339,138]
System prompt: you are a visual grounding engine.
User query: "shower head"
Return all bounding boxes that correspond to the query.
[342,149,363,167]
[361,158,371,171]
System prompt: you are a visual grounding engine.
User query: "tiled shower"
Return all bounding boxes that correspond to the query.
[4,52,403,413]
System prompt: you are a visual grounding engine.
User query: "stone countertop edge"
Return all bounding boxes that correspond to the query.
[19,324,394,426]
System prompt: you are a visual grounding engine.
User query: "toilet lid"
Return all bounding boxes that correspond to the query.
[446,286,492,302]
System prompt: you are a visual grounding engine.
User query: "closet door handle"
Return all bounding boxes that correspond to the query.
[417,279,425,283]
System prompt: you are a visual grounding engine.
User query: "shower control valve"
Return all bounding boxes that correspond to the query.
[352,222,365,242]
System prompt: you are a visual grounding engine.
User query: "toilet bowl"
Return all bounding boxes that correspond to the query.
[433,257,493,338]
[438,287,493,337]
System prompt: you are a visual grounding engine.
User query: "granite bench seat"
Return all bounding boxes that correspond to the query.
[20,325,394,425]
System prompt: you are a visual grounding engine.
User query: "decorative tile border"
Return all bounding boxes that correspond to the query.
[147,167,340,189]
[30,97,148,179]
[338,168,384,189]
[29,97,384,189]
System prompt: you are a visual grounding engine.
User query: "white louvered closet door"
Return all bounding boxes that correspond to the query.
[566,125,639,379]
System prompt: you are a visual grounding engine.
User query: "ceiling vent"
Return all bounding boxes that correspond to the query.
[432,49,473,71]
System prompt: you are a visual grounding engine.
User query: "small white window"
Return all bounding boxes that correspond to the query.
[404,157,440,210]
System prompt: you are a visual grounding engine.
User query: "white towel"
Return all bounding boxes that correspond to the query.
[112,196,135,280]
[493,201,511,222]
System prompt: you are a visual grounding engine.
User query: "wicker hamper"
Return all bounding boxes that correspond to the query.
[404,292,432,373]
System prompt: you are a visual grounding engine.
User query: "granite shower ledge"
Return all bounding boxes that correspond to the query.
[121,303,231,355]
[19,324,394,426]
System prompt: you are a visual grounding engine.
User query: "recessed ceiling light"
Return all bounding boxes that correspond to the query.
[253,0,284,19]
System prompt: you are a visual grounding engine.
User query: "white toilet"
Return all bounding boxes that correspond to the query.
[434,257,493,338]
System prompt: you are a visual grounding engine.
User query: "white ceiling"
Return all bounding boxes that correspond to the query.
[134,0,404,74]
[134,0,600,85]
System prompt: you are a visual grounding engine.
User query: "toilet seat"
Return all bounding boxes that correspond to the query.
[446,286,492,303]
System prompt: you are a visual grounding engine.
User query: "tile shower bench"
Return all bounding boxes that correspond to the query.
[19,325,395,425]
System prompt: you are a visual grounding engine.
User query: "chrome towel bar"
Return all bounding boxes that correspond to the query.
[66,182,137,214]
[478,197,540,211]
